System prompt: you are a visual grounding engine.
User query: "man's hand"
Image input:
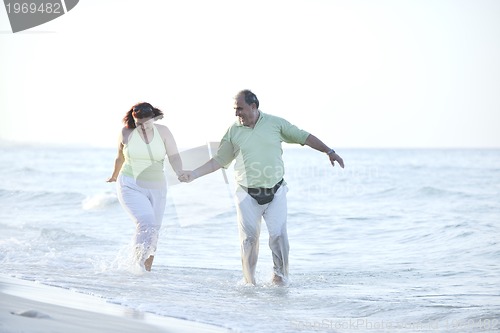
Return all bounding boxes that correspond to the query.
[329,153,345,168]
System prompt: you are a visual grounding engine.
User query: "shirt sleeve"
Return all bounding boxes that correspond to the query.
[280,119,310,145]
[212,129,237,168]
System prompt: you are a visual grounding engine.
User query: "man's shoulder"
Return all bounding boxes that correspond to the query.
[220,121,240,140]
[259,112,289,125]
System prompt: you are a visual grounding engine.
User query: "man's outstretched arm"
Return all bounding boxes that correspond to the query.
[178,158,223,183]
[304,134,345,168]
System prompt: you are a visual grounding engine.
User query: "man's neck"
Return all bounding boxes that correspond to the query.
[248,110,260,128]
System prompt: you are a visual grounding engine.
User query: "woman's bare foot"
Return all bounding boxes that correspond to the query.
[144,255,154,271]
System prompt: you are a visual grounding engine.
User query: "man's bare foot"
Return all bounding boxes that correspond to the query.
[272,274,284,285]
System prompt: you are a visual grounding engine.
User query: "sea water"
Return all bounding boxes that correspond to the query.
[0,144,499,332]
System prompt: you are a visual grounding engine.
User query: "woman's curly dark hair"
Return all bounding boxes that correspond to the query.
[123,102,164,129]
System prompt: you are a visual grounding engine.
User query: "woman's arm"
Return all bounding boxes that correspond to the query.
[107,131,126,182]
[159,125,183,176]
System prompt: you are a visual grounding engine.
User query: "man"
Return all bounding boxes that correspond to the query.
[179,90,344,285]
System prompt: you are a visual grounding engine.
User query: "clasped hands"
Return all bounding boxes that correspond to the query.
[177,170,197,183]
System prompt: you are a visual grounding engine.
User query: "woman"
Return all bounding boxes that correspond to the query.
[107,102,182,271]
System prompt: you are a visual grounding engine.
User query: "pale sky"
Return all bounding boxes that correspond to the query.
[1,0,499,149]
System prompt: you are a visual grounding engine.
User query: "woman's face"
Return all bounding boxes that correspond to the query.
[134,117,154,130]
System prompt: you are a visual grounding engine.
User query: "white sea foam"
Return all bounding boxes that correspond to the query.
[82,192,118,210]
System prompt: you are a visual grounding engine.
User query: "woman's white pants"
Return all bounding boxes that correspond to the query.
[117,175,166,263]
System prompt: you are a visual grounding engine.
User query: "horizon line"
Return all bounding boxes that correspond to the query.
[0,139,499,151]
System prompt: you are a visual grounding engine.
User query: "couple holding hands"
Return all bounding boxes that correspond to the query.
[107,89,344,285]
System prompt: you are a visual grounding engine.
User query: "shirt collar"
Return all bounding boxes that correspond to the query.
[235,111,264,127]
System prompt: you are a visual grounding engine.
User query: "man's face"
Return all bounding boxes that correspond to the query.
[233,94,255,126]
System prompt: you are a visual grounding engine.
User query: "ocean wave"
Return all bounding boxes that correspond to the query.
[0,188,85,206]
[81,192,118,210]
[38,227,96,244]
[10,166,38,174]
[414,186,474,200]
[363,187,400,198]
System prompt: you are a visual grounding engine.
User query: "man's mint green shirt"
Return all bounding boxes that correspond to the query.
[213,112,310,188]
